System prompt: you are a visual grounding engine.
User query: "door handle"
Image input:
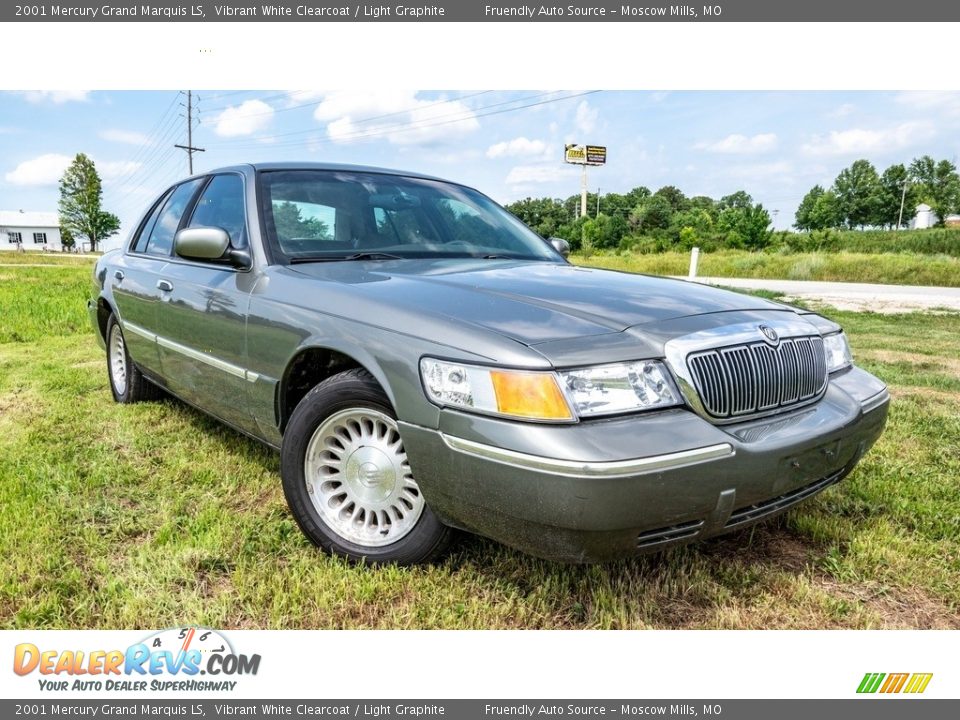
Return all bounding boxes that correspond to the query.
[114,270,124,281]
[157,279,174,292]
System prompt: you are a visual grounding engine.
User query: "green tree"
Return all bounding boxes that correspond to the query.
[718,204,773,249]
[810,189,843,230]
[909,155,960,226]
[653,185,689,213]
[57,153,120,252]
[272,201,331,240]
[833,159,880,228]
[876,164,918,228]
[60,226,76,252]
[719,190,754,211]
[795,185,825,231]
[629,194,674,232]
[506,196,569,237]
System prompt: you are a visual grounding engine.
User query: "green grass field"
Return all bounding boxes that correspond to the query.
[1,263,958,629]
[573,250,960,287]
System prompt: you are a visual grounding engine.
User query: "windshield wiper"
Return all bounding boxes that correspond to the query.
[344,251,403,261]
[289,251,403,264]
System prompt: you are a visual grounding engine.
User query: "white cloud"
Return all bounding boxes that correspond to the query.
[505,164,576,185]
[829,103,856,118]
[4,153,72,186]
[284,90,327,106]
[696,132,778,154]
[4,154,143,187]
[213,100,275,137]
[574,100,598,135]
[15,90,90,104]
[895,91,960,114]
[313,91,480,146]
[100,129,150,145]
[801,121,935,156]
[486,137,548,159]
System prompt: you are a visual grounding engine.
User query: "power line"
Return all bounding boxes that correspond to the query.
[212,90,566,146]
[175,90,205,174]
[211,91,600,151]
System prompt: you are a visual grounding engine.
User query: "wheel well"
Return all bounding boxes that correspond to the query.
[278,348,368,432]
[96,298,114,341]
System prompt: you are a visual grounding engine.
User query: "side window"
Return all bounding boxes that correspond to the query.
[143,178,205,257]
[131,189,171,253]
[188,174,248,249]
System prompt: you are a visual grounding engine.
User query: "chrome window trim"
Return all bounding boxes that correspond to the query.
[441,434,735,479]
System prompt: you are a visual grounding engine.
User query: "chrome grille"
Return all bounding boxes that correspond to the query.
[687,335,827,419]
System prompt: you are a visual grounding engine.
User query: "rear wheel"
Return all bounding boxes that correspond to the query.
[105,315,161,403]
[281,368,454,564]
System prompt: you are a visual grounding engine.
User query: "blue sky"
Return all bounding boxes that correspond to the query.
[3,89,959,249]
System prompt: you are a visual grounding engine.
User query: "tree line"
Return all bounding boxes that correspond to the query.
[506,186,774,254]
[795,155,960,231]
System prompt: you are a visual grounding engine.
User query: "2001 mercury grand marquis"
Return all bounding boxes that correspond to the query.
[88,163,889,564]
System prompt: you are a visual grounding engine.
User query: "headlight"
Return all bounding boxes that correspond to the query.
[823,331,853,372]
[420,359,574,421]
[420,358,681,422]
[559,361,680,417]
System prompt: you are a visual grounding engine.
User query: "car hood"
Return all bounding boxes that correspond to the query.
[287,259,792,346]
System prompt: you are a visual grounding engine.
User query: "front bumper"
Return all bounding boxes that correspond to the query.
[399,366,889,562]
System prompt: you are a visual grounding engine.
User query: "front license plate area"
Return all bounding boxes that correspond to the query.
[774,439,844,495]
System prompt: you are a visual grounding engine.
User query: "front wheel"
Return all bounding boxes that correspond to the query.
[281,368,454,564]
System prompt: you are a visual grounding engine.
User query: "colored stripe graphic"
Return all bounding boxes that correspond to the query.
[880,673,909,693]
[857,672,932,694]
[904,673,933,694]
[857,673,885,693]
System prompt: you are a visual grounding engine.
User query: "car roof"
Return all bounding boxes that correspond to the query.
[205,162,462,186]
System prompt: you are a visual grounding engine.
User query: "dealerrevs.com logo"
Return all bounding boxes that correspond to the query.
[13,627,260,692]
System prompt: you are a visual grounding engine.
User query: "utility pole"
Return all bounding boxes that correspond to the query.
[174,90,205,175]
[580,165,588,218]
[898,179,911,229]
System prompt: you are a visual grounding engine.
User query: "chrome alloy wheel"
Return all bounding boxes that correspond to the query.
[303,408,425,547]
[109,323,128,396]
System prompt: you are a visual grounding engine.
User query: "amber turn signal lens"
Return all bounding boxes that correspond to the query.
[490,371,573,420]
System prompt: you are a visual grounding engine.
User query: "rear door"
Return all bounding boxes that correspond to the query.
[154,173,257,432]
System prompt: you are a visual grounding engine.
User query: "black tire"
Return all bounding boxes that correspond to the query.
[105,314,162,403]
[281,368,454,565]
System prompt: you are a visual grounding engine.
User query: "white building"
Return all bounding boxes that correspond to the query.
[910,203,937,230]
[0,210,63,251]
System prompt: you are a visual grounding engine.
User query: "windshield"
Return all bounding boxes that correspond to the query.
[259,170,563,263]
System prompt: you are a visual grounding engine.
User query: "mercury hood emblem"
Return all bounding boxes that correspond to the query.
[759,325,779,344]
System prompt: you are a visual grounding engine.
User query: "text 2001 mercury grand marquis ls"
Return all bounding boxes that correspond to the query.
[88,163,889,564]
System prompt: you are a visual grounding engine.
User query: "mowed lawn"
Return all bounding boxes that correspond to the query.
[0,260,958,629]
[573,250,960,287]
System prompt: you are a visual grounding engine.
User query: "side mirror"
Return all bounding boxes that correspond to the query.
[174,227,250,268]
[175,227,229,260]
[548,236,570,258]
